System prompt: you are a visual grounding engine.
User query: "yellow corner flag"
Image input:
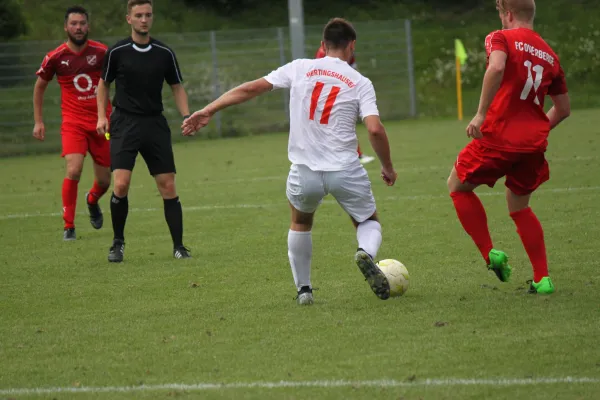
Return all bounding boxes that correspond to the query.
[455,39,468,66]
[455,39,468,121]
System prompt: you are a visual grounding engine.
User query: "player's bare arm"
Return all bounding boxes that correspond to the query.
[96,79,110,135]
[467,50,507,139]
[363,115,397,186]
[182,78,273,135]
[547,93,571,130]
[33,77,50,141]
[170,83,192,135]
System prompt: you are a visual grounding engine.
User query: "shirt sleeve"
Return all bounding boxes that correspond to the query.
[36,53,56,81]
[548,64,568,95]
[264,60,297,90]
[102,45,119,83]
[358,79,379,119]
[165,47,183,85]
[485,31,508,57]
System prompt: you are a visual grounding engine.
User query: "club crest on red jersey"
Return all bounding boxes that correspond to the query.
[86,55,97,66]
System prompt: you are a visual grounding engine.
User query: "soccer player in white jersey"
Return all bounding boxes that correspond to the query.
[183,18,397,305]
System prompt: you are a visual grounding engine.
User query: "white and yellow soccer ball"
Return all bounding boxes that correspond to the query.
[377,259,409,297]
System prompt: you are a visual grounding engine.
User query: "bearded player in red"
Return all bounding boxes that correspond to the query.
[447,0,571,294]
[315,43,375,165]
[33,6,112,241]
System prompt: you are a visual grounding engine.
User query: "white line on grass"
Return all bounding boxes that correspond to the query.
[0,377,598,396]
[1,185,599,221]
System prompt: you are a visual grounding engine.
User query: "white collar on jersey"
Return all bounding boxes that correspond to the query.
[132,43,152,52]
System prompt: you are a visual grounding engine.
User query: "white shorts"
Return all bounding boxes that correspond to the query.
[286,163,376,223]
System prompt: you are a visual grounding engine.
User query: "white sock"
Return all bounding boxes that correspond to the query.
[288,230,312,291]
[357,220,382,259]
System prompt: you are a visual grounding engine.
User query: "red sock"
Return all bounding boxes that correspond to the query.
[510,207,548,282]
[357,144,363,157]
[62,178,79,229]
[450,191,494,264]
[87,180,108,205]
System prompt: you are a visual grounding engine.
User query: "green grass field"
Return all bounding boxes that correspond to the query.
[1,109,600,399]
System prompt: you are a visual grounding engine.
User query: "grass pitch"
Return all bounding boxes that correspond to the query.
[1,109,600,399]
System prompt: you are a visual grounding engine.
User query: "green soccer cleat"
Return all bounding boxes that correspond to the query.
[528,277,555,294]
[488,249,512,282]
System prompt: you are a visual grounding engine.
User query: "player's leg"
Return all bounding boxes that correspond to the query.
[286,164,325,305]
[153,173,189,258]
[506,154,553,294]
[60,125,87,241]
[106,110,139,262]
[448,142,511,282]
[143,116,189,259]
[62,153,85,240]
[289,203,316,305]
[447,166,493,262]
[86,131,112,229]
[108,168,132,262]
[328,165,390,299]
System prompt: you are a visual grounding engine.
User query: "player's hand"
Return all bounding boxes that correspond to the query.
[466,113,485,139]
[381,165,397,186]
[96,117,109,136]
[33,122,45,141]
[182,108,212,136]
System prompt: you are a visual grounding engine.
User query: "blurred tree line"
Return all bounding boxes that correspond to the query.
[183,0,486,14]
[0,0,27,39]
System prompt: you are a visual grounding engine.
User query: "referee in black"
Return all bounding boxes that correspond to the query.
[96,0,192,262]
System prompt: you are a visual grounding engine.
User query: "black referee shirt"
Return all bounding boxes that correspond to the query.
[102,37,183,116]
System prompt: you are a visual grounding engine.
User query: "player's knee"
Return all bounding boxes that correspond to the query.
[97,177,111,188]
[447,175,457,192]
[157,178,176,198]
[113,180,130,197]
[66,166,82,181]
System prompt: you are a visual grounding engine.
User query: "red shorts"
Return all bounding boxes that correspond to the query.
[61,124,110,167]
[455,140,549,196]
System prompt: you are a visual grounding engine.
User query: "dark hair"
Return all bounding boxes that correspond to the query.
[323,18,357,50]
[128,0,153,13]
[65,6,88,22]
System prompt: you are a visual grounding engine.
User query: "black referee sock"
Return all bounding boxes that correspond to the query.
[164,197,183,248]
[110,193,128,241]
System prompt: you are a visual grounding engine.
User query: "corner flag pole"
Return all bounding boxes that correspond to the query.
[454,39,468,121]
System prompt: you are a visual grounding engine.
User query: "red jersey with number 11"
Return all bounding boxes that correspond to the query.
[480,28,567,153]
[36,40,111,129]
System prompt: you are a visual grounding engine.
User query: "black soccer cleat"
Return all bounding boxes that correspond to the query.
[86,192,103,230]
[173,245,191,259]
[355,248,391,300]
[63,228,76,241]
[108,239,125,263]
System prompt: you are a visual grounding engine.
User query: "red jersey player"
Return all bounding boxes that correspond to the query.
[315,43,375,165]
[447,0,571,294]
[33,6,112,241]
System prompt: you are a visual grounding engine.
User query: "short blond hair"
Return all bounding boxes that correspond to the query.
[496,0,536,22]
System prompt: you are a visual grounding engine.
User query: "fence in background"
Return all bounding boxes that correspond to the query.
[0,20,416,156]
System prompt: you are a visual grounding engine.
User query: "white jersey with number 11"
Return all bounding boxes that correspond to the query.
[264,56,379,171]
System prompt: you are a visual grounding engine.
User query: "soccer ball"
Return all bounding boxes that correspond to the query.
[377,259,409,297]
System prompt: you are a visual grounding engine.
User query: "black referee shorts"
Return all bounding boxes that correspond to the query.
[109,108,176,176]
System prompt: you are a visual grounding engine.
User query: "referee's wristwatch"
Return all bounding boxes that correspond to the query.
[183,114,191,120]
